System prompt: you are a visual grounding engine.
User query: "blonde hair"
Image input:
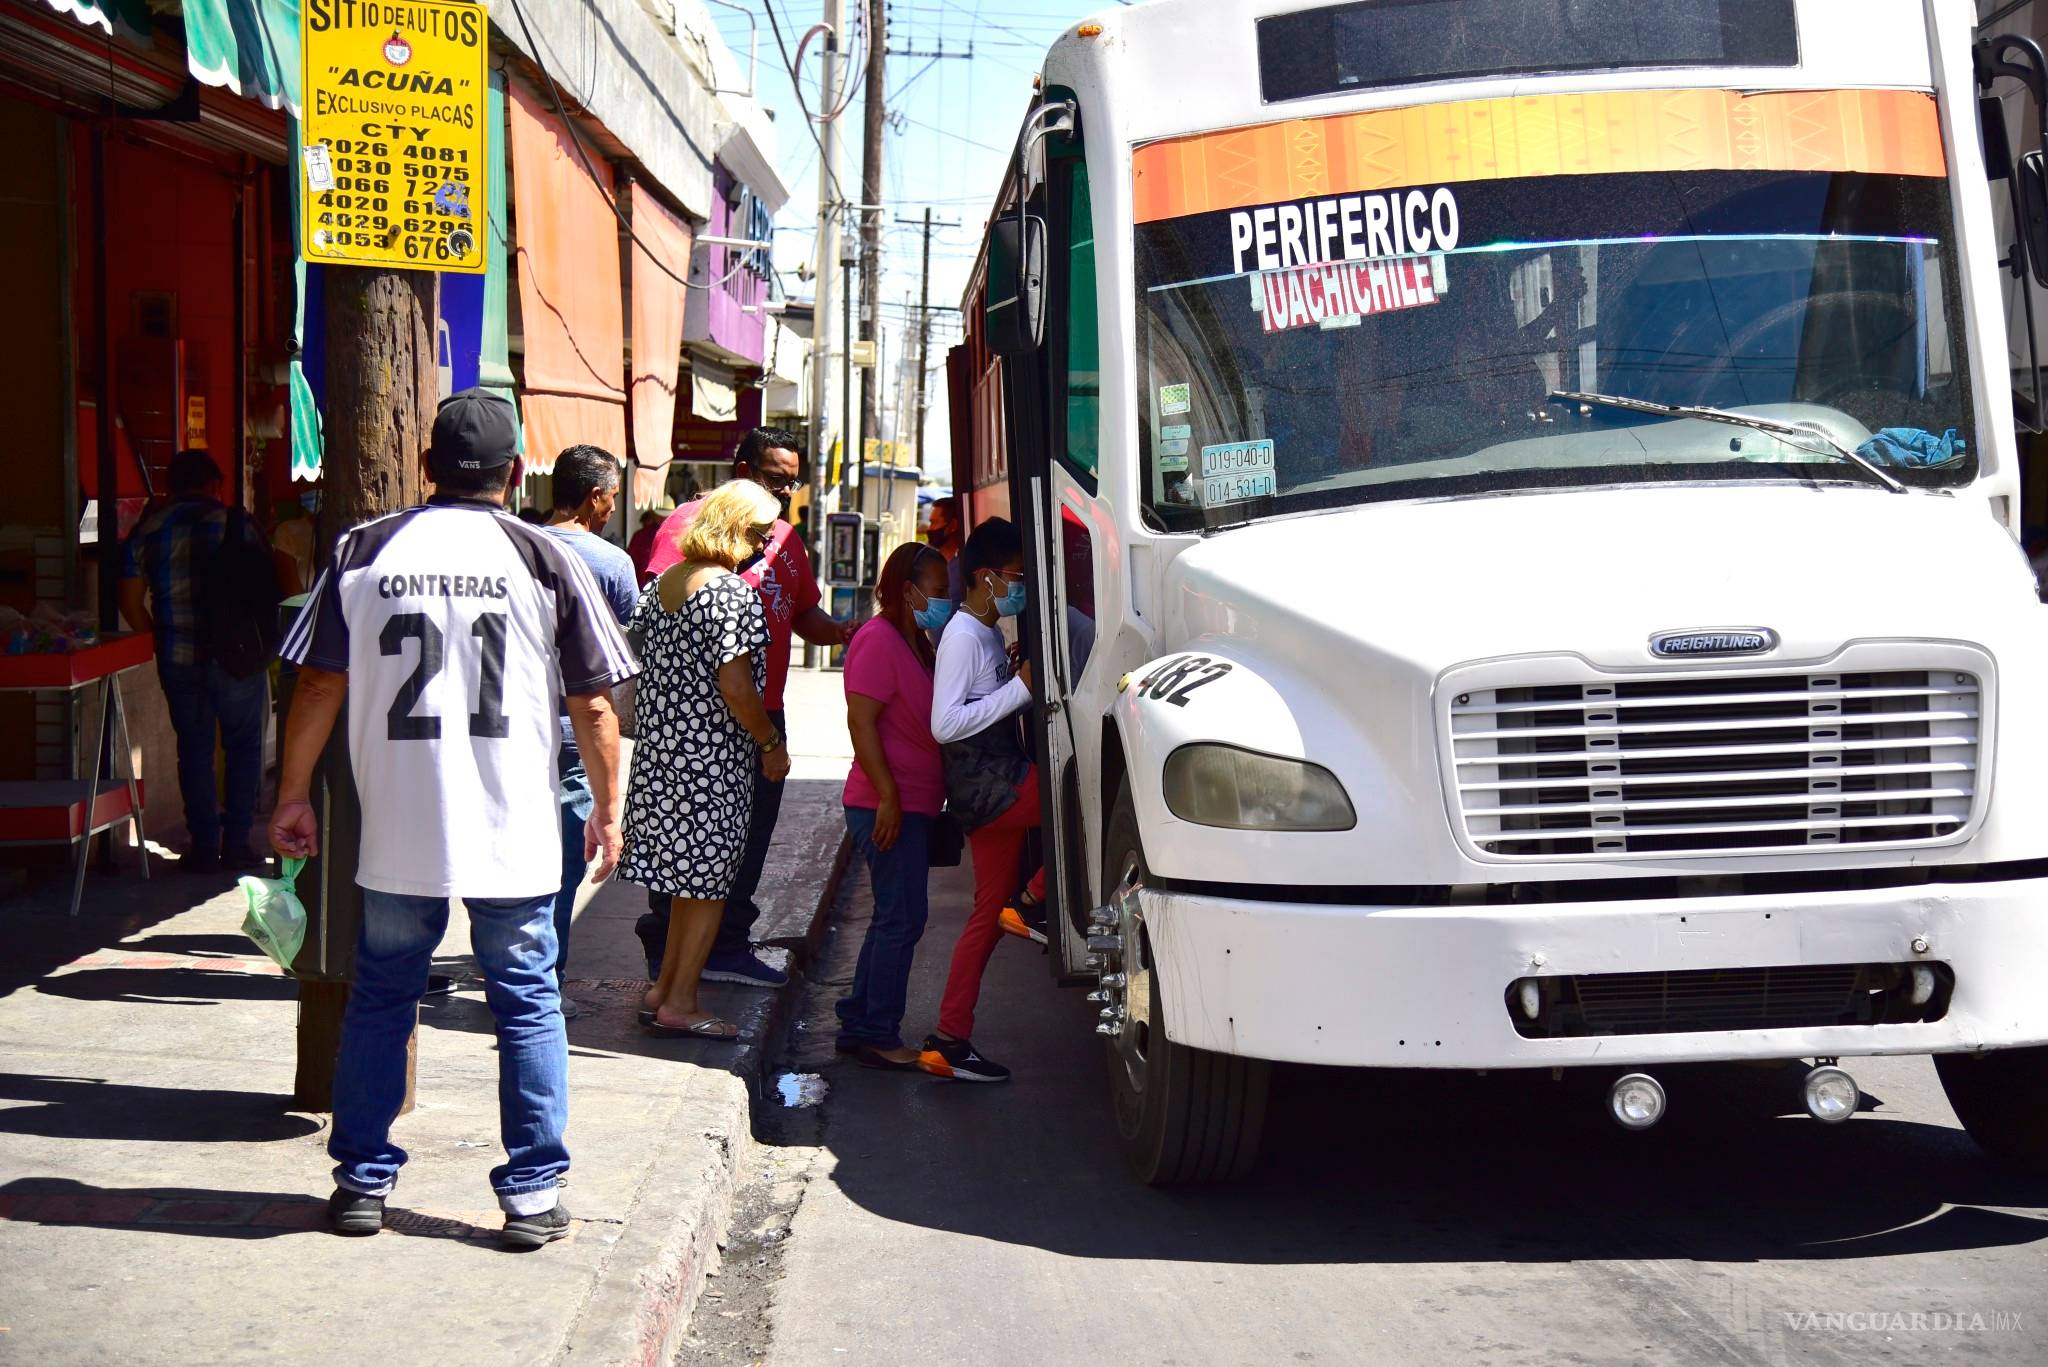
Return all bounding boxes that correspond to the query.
[680,479,782,569]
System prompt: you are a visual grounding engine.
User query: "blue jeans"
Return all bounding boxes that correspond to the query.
[835,806,933,1051]
[555,757,595,985]
[330,889,569,1215]
[156,660,266,853]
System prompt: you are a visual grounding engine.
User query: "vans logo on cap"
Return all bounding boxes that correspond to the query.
[1649,627,1778,658]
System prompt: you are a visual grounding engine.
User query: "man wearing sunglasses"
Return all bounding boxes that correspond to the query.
[639,427,855,987]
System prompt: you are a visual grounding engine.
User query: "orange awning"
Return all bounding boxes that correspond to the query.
[628,184,693,505]
[508,81,625,472]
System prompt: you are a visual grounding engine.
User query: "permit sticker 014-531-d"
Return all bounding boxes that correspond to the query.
[1199,439,1276,507]
[1159,382,1192,415]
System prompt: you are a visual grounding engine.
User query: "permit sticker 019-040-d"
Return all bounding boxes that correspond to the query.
[1199,439,1276,507]
[1159,382,1192,415]
[1252,252,1445,334]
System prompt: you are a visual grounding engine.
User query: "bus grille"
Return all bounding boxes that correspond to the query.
[1449,668,1979,858]
[1507,962,1950,1038]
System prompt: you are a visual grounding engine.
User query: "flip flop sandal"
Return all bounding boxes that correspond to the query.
[643,1015,740,1041]
[637,1008,657,1027]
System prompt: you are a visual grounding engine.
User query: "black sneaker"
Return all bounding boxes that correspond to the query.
[701,947,789,988]
[327,1187,384,1236]
[502,1201,572,1249]
[634,913,666,980]
[181,846,221,875]
[917,1034,1011,1083]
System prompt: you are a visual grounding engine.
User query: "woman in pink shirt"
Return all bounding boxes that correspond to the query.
[835,543,955,1068]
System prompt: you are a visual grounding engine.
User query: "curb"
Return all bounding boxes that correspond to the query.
[561,829,855,1367]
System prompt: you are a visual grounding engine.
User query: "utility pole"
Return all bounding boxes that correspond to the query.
[913,205,934,468]
[807,0,844,586]
[857,0,886,468]
[894,208,957,470]
[841,233,857,504]
[294,267,436,1111]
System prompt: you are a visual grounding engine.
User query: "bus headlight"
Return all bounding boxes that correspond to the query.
[1162,744,1356,832]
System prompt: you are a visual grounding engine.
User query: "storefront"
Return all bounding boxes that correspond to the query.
[0,0,300,837]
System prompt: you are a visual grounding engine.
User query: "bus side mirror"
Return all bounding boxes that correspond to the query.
[985,214,1046,357]
[2019,150,2048,290]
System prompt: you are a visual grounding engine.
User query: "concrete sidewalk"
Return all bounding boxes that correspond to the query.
[0,667,853,1367]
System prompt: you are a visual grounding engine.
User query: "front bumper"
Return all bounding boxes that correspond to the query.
[1143,875,2048,1068]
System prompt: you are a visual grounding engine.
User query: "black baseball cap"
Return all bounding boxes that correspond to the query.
[429,388,519,474]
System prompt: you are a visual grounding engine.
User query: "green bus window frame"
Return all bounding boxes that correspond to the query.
[1052,158,1100,492]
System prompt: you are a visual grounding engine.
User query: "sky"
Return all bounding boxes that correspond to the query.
[706,0,1116,480]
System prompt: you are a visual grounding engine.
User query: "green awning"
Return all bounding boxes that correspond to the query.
[478,73,518,451]
[181,0,300,115]
[42,0,152,44]
[288,120,322,481]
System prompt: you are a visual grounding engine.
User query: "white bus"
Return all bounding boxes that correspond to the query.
[958,0,2048,1183]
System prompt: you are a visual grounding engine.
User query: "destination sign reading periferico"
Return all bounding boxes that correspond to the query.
[300,0,488,273]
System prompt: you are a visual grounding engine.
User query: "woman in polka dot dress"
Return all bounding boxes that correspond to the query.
[620,481,789,1039]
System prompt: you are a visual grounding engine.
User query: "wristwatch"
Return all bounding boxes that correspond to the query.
[757,730,785,753]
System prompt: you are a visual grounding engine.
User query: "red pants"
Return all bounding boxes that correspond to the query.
[936,765,1047,1040]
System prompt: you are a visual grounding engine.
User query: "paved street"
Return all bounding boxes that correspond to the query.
[717,859,2048,1367]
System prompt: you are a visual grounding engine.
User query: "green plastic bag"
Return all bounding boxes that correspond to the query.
[239,856,308,972]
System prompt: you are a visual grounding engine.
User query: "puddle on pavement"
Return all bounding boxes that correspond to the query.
[773,1072,829,1108]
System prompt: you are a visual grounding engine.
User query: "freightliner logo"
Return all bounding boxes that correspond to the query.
[1649,628,1779,658]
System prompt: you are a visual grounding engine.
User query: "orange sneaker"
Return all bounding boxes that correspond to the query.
[998,901,1049,945]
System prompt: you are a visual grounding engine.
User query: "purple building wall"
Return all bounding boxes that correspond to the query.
[692,163,770,365]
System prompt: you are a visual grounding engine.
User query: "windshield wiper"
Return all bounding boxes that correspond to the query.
[1548,389,1909,495]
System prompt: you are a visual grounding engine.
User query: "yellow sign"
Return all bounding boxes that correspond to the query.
[300,0,488,273]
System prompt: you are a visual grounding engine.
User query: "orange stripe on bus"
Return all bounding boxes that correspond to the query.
[1131,88,1946,223]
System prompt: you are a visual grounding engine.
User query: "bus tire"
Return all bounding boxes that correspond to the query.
[1101,781,1270,1185]
[1934,1046,2048,1172]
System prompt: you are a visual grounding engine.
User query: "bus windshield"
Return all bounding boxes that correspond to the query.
[1132,96,1976,531]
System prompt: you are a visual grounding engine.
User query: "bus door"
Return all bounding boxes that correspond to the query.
[1001,100,1100,979]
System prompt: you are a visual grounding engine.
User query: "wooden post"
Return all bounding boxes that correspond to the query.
[292,266,437,1113]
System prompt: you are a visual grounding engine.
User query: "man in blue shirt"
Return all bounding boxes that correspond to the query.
[119,450,274,872]
[541,445,639,1018]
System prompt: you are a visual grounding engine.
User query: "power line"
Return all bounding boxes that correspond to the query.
[762,0,849,205]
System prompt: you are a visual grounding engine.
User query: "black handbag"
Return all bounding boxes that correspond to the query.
[940,711,1031,832]
[928,812,966,868]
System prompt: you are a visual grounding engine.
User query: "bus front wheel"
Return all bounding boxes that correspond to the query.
[1934,1045,2048,1172]
[1101,781,1269,1185]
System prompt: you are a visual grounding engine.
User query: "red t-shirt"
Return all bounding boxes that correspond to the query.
[646,497,820,710]
[841,617,945,816]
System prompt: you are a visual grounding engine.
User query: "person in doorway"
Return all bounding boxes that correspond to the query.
[923,494,967,608]
[270,388,636,1247]
[635,427,854,989]
[920,517,1047,1084]
[542,445,638,1020]
[620,480,787,1040]
[627,503,671,583]
[120,449,282,873]
[834,543,953,1069]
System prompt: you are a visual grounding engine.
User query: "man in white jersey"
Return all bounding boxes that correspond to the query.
[271,389,637,1248]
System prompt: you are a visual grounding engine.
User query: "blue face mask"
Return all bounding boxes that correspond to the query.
[995,577,1028,618]
[914,592,956,631]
